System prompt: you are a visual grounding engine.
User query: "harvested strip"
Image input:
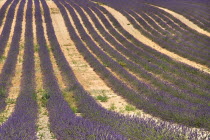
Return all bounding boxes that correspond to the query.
[101,5,210,74]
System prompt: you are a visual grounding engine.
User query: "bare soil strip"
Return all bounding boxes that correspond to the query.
[0,0,24,125]
[102,5,210,74]
[0,0,11,32]
[76,6,154,91]
[48,1,147,116]
[34,1,55,139]
[0,0,6,9]
[35,51,55,140]
[149,4,210,37]
[0,0,20,70]
[0,48,23,125]
[49,2,210,136]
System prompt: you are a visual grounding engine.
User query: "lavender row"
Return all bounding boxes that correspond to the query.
[142,3,210,45]
[88,3,210,92]
[0,0,13,26]
[96,0,210,32]
[68,1,209,108]
[134,9,210,53]
[35,0,126,139]
[149,0,210,23]
[0,0,38,138]
[146,10,210,49]
[79,3,210,98]
[46,0,202,139]
[146,0,210,32]
[92,0,208,72]
[61,0,203,114]
[0,0,22,112]
[57,0,210,129]
[0,0,19,58]
[94,5,210,96]
[132,7,210,53]
[125,9,210,67]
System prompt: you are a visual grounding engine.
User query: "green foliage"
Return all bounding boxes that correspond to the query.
[71,106,78,113]
[32,92,37,100]
[6,98,15,104]
[125,105,136,111]
[87,134,96,140]
[95,2,104,5]
[109,103,116,111]
[0,88,6,97]
[103,62,109,67]
[118,61,126,67]
[96,94,108,102]
[39,89,50,107]
[34,44,39,52]
[0,56,6,63]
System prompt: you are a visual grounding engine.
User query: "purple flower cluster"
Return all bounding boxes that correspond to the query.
[0,0,22,112]
[57,0,210,130]
[0,0,208,139]
[146,0,210,32]
[91,0,210,65]
[0,0,38,138]
[0,0,13,26]
[34,0,127,139]
[41,0,205,139]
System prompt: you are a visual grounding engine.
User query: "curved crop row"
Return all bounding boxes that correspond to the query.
[55,0,210,129]
[89,3,210,91]
[71,0,209,129]
[67,1,209,110]
[0,0,38,138]
[146,0,210,32]
[0,0,13,26]
[0,0,23,113]
[34,0,126,139]
[46,0,206,139]
[87,5,210,99]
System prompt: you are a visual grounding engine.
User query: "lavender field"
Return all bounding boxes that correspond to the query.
[0,0,209,139]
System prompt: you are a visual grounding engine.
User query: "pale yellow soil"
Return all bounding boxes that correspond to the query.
[0,53,23,125]
[76,6,156,93]
[0,0,24,125]
[35,52,55,140]
[150,4,210,37]
[0,0,20,71]
[34,2,55,140]
[0,0,8,32]
[47,1,147,116]
[0,0,6,11]
[102,5,210,74]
